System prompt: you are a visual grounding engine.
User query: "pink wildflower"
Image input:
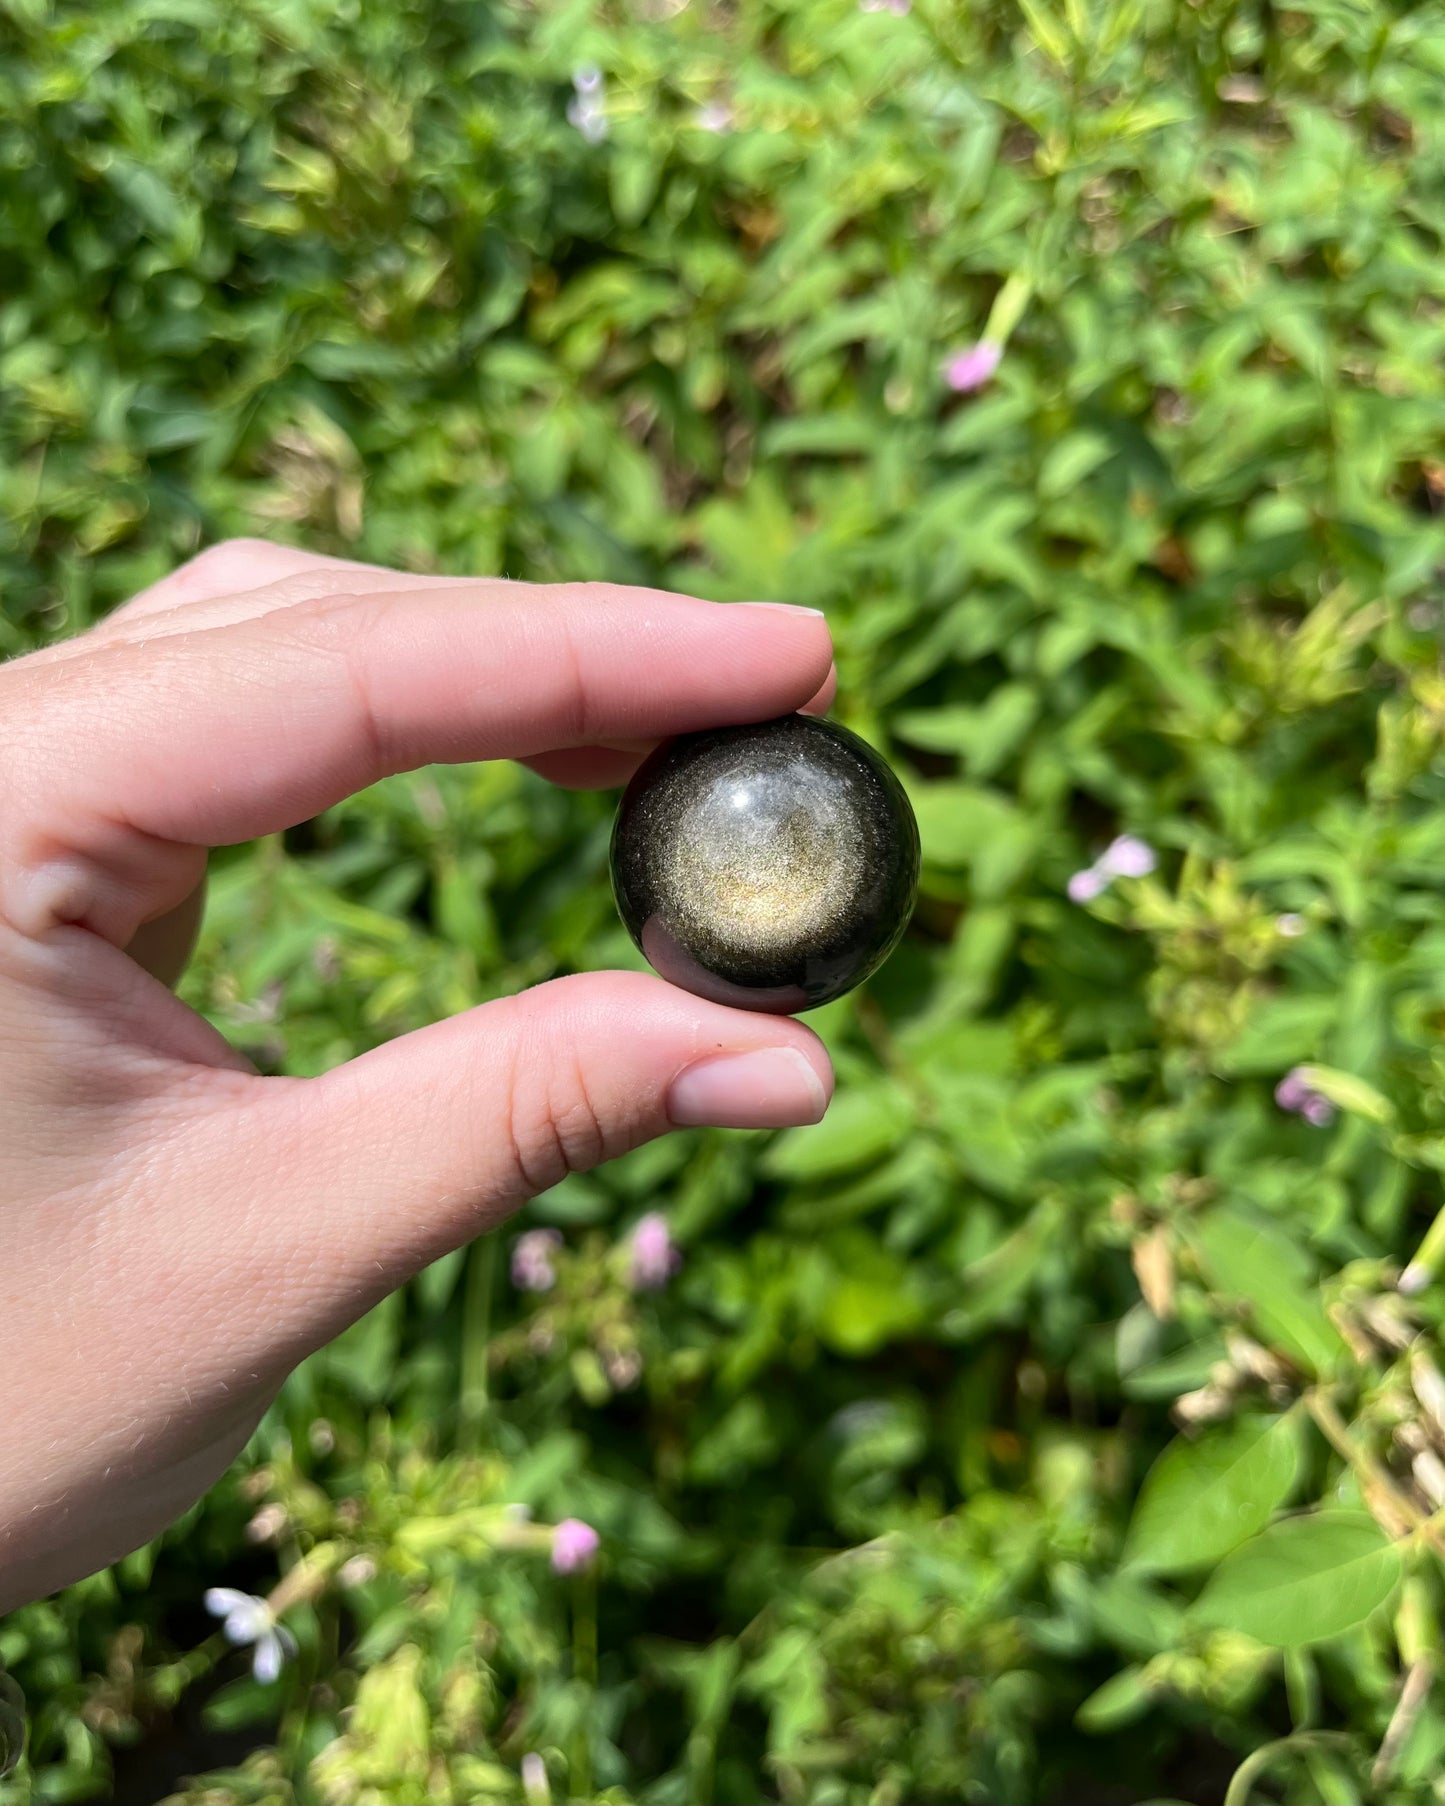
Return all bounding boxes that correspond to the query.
[551,1518,600,1575]
[1275,1067,1335,1126]
[1097,835,1156,879]
[1069,833,1156,903]
[1067,867,1110,903]
[943,341,1002,392]
[628,1211,682,1290]
[512,1228,562,1292]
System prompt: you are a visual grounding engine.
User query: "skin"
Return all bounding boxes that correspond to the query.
[0,540,837,1613]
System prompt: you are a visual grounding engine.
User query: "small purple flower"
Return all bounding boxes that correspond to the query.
[1097,835,1156,880]
[567,65,608,142]
[512,1228,562,1292]
[521,1753,552,1806]
[204,1588,295,1683]
[1276,913,1306,938]
[943,340,1002,393]
[693,101,734,134]
[567,96,608,143]
[1067,867,1110,903]
[1068,833,1155,904]
[628,1211,682,1291]
[1275,1066,1335,1126]
[551,1518,600,1574]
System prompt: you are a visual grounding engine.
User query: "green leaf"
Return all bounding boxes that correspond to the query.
[609,147,661,226]
[1089,1573,1186,1655]
[1123,1413,1304,1575]
[414,1247,466,1313]
[1120,1336,1229,1400]
[102,152,185,236]
[1192,1511,1402,1647]
[1074,1664,1154,1733]
[1018,0,1072,65]
[318,1293,402,1404]
[1189,1206,1345,1376]
[0,1673,25,1781]
[895,685,1039,778]
[763,1083,913,1182]
[1039,431,1114,499]
[941,1198,1064,1339]
[1215,994,1338,1076]
[910,783,1038,895]
[808,1235,929,1356]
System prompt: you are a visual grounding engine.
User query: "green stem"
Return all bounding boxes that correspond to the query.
[571,1572,597,1803]
[1402,1198,1445,1292]
[1303,1389,1445,1557]
[1283,1647,1317,1730]
[458,1235,497,1450]
[1224,1732,1356,1806]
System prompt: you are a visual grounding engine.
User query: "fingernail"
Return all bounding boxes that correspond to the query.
[667,1046,830,1129]
[738,601,826,617]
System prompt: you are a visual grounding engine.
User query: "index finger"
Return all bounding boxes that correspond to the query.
[1,580,833,947]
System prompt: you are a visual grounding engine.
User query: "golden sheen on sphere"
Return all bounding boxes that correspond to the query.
[609,714,921,1014]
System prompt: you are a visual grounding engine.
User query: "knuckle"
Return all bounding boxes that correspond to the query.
[173,537,327,606]
[500,1056,609,1200]
[185,537,273,584]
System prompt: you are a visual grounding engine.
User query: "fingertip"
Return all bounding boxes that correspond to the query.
[783,1016,835,1112]
[801,663,838,717]
[512,969,836,1123]
[666,1043,831,1129]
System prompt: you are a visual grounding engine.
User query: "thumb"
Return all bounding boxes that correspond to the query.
[198,972,831,1357]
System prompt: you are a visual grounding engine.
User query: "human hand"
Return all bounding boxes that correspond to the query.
[0,541,836,1611]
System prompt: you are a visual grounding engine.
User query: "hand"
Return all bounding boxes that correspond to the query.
[0,540,836,1611]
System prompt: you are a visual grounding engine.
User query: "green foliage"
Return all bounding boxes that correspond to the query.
[1192,1512,1404,1650]
[1123,1412,1306,1577]
[6,0,1445,1801]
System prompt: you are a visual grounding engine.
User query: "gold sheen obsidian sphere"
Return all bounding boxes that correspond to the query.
[609,714,920,1014]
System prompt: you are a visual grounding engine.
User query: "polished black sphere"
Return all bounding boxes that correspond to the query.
[610,714,920,1013]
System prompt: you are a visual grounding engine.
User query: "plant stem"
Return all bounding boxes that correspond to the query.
[459,1234,497,1450]
[1371,1658,1434,1791]
[1401,1197,1445,1293]
[1223,1732,1356,1806]
[1304,1389,1445,1557]
[571,1573,597,1803]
